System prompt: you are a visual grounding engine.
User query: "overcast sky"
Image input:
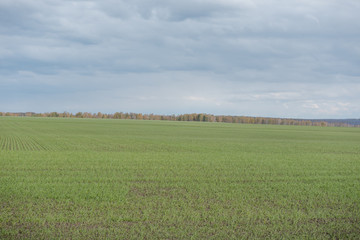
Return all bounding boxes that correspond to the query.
[1,0,359,118]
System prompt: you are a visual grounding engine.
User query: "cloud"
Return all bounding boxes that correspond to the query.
[0,0,359,118]
[98,0,255,21]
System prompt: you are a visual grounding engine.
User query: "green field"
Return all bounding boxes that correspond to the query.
[1,117,359,239]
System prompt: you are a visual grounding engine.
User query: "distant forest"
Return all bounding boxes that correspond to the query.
[1,111,359,127]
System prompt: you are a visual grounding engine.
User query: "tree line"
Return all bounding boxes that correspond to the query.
[0,111,358,127]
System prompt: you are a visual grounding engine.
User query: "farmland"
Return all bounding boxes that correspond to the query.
[1,117,359,239]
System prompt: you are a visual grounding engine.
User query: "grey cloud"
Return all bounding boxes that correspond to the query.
[0,0,359,118]
[97,0,252,21]
[2,0,359,76]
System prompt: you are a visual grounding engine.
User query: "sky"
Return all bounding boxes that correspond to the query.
[1,0,360,118]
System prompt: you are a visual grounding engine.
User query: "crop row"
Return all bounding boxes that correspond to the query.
[0,135,49,151]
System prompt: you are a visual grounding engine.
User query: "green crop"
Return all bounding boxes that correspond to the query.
[1,117,359,239]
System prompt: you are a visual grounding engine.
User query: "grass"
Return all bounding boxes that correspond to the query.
[0,117,359,239]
